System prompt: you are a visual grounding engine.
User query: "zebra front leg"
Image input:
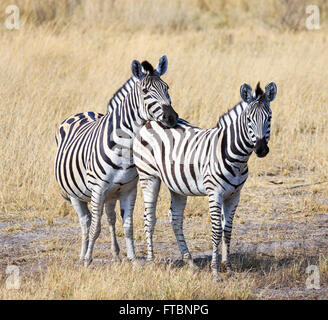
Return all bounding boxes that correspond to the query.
[119,188,138,261]
[105,200,120,261]
[221,192,240,274]
[70,197,91,262]
[84,192,105,267]
[169,191,195,268]
[208,192,223,278]
[140,177,161,261]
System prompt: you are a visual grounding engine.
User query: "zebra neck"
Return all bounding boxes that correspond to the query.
[217,102,254,161]
[107,76,138,114]
[111,85,145,137]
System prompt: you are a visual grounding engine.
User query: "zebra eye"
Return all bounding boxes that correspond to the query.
[142,88,149,94]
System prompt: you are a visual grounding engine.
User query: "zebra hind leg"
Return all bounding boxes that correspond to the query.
[208,192,223,279]
[169,191,196,269]
[221,192,240,274]
[70,197,91,262]
[84,192,105,267]
[119,188,138,261]
[105,200,121,261]
[140,176,161,262]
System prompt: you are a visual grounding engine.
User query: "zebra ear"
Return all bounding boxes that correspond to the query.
[265,82,277,102]
[131,60,145,80]
[155,55,168,76]
[240,83,253,103]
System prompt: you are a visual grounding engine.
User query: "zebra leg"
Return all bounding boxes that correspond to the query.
[84,192,105,267]
[119,188,138,261]
[70,197,91,261]
[221,192,240,274]
[208,192,223,278]
[104,200,120,261]
[139,176,161,261]
[169,191,194,267]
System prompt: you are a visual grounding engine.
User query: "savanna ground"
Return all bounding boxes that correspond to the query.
[0,0,328,300]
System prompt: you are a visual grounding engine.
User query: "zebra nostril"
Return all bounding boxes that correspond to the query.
[162,105,178,127]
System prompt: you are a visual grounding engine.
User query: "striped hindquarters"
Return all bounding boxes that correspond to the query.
[55,111,104,201]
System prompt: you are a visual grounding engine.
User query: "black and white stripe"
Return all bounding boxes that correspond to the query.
[55,55,178,266]
[133,82,277,275]
[107,77,138,113]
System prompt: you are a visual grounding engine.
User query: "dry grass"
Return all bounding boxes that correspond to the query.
[0,0,328,299]
[0,256,255,300]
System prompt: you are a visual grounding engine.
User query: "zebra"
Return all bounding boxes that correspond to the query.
[106,72,138,113]
[55,55,178,267]
[133,81,277,276]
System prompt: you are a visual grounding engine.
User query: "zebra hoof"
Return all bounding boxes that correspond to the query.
[211,271,223,282]
[130,258,137,265]
[146,257,154,263]
[186,259,199,271]
[219,261,233,275]
[84,258,93,268]
[111,246,120,257]
[121,256,136,264]
[131,259,144,268]
[112,256,122,263]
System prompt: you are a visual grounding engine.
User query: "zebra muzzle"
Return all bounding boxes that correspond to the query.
[254,137,269,158]
[162,105,178,128]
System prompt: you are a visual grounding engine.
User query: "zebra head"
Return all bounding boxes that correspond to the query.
[131,55,178,128]
[240,82,277,158]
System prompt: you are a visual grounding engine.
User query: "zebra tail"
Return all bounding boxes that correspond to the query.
[61,192,71,203]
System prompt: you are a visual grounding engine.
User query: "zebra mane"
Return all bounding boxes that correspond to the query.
[216,82,266,128]
[141,60,155,75]
[216,102,243,129]
[106,60,156,113]
[254,82,264,97]
[253,82,266,103]
[107,76,137,113]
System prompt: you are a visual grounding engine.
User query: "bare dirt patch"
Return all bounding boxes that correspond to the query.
[1,176,327,299]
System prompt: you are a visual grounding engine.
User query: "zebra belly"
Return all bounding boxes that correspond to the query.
[167,184,207,197]
[59,170,138,203]
[86,167,139,201]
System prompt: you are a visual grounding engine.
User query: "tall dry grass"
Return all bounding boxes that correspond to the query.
[0,0,327,299]
[0,256,255,299]
[1,0,327,32]
[1,1,327,215]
